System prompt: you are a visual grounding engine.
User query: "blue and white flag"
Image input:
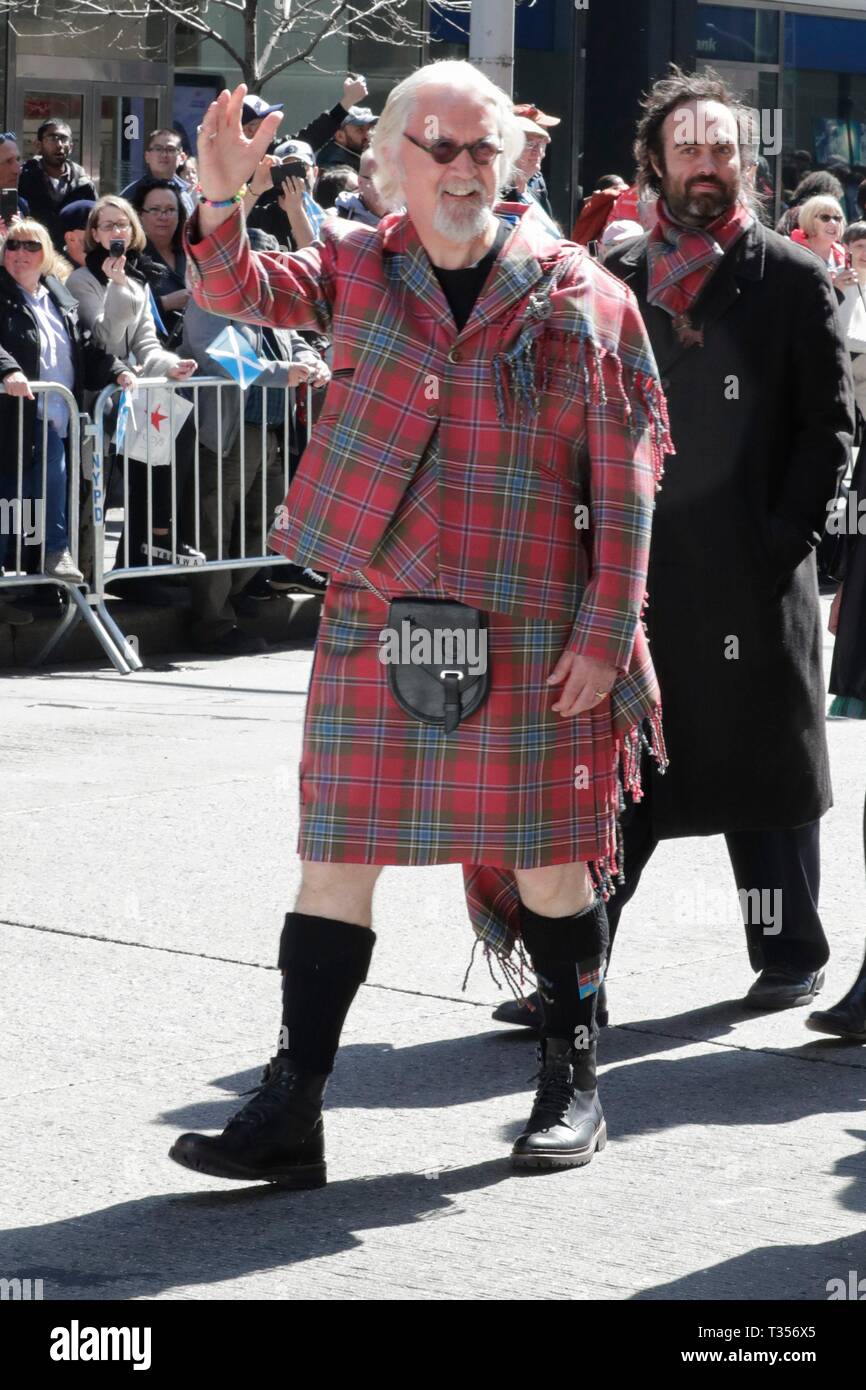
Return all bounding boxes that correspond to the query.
[302,189,326,240]
[147,286,167,338]
[206,324,266,389]
[115,388,135,452]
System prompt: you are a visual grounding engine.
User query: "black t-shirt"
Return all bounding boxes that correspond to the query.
[432,218,511,332]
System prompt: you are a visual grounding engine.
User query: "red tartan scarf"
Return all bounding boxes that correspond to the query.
[646,198,753,319]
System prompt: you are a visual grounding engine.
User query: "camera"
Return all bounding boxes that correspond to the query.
[109,237,125,259]
[272,160,308,189]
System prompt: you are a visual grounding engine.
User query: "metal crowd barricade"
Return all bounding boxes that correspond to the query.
[89,376,313,674]
[0,381,136,672]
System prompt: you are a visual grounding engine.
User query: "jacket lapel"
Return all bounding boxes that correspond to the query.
[383,203,553,346]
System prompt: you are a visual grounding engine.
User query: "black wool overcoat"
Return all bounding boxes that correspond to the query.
[605,219,854,836]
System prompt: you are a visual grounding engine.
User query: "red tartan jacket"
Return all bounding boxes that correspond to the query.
[186,203,671,693]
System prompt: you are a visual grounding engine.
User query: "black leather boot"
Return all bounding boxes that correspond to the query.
[511,1036,606,1170]
[806,969,866,1042]
[169,1054,328,1187]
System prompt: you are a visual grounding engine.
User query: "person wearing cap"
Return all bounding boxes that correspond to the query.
[120,130,195,218]
[316,105,376,172]
[599,217,644,261]
[246,140,320,252]
[293,74,371,159]
[241,94,285,143]
[56,199,94,276]
[504,102,558,221]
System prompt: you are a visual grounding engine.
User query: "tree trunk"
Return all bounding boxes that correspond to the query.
[243,0,260,91]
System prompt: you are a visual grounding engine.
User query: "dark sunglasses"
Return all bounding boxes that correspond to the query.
[817,213,843,223]
[403,132,502,166]
[5,239,42,252]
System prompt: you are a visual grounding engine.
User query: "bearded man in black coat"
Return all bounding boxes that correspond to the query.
[494,67,854,1031]
[604,66,855,1012]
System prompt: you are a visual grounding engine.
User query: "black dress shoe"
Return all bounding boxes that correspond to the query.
[493,981,609,1030]
[743,966,825,1011]
[805,973,866,1042]
[169,1054,328,1187]
[512,1036,606,1170]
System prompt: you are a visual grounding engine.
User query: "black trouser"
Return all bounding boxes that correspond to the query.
[607,776,828,974]
[113,416,196,568]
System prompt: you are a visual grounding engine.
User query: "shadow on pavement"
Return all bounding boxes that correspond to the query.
[3,1160,510,1301]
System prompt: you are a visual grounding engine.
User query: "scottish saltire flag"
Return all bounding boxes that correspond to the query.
[303,190,326,239]
[147,286,167,338]
[115,388,135,452]
[206,324,266,388]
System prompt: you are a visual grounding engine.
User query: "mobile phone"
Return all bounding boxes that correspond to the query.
[109,237,125,259]
[272,160,307,189]
[0,189,19,223]
[587,239,601,260]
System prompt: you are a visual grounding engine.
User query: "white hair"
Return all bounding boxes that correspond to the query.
[370,59,525,209]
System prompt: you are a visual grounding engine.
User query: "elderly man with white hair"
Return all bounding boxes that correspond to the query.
[169,63,670,1188]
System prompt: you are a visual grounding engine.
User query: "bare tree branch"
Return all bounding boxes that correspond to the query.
[0,0,492,95]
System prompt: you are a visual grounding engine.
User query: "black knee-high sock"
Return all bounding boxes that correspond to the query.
[278,912,376,1075]
[520,897,609,1052]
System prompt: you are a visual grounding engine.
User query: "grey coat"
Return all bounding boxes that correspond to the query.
[66,263,180,379]
[605,219,854,837]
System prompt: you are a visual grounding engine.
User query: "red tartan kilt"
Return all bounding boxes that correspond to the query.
[297,580,619,868]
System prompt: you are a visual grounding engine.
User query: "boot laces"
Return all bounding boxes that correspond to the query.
[530,1057,575,1125]
[227,1058,294,1131]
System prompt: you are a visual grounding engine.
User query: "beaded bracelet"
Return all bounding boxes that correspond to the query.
[195,184,249,207]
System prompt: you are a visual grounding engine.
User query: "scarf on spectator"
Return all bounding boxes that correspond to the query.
[84,244,147,288]
[646,197,753,321]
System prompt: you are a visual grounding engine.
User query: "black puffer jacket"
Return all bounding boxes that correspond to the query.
[0,265,124,467]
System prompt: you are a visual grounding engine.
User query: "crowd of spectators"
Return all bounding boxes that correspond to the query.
[5,76,864,655]
[0,76,391,649]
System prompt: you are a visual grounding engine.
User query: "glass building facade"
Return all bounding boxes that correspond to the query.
[696,2,866,220]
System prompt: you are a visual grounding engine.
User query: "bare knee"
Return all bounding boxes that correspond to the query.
[515,862,594,917]
[295,861,382,927]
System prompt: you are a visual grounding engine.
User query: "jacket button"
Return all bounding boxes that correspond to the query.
[425,404,439,418]
[448,347,462,363]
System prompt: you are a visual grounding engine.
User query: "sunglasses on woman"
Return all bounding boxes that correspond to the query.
[403,132,503,166]
[817,213,843,223]
[5,239,42,252]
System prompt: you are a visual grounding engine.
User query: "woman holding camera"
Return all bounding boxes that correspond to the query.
[66,195,203,574]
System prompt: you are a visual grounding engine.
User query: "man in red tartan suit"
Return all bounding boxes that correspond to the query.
[169,66,671,1187]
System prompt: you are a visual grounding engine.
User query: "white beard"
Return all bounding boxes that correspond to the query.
[432,187,494,243]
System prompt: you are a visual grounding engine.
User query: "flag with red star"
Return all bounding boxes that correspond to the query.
[117,386,193,466]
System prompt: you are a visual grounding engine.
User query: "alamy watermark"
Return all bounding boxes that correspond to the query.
[0,496,44,544]
[827,1270,866,1299]
[673,883,782,935]
[673,105,782,158]
[378,621,488,676]
[0,1275,43,1300]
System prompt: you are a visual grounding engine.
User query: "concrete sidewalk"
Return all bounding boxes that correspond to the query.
[1,612,865,1300]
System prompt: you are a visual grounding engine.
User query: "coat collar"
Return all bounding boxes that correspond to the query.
[0,265,75,314]
[380,202,563,344]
